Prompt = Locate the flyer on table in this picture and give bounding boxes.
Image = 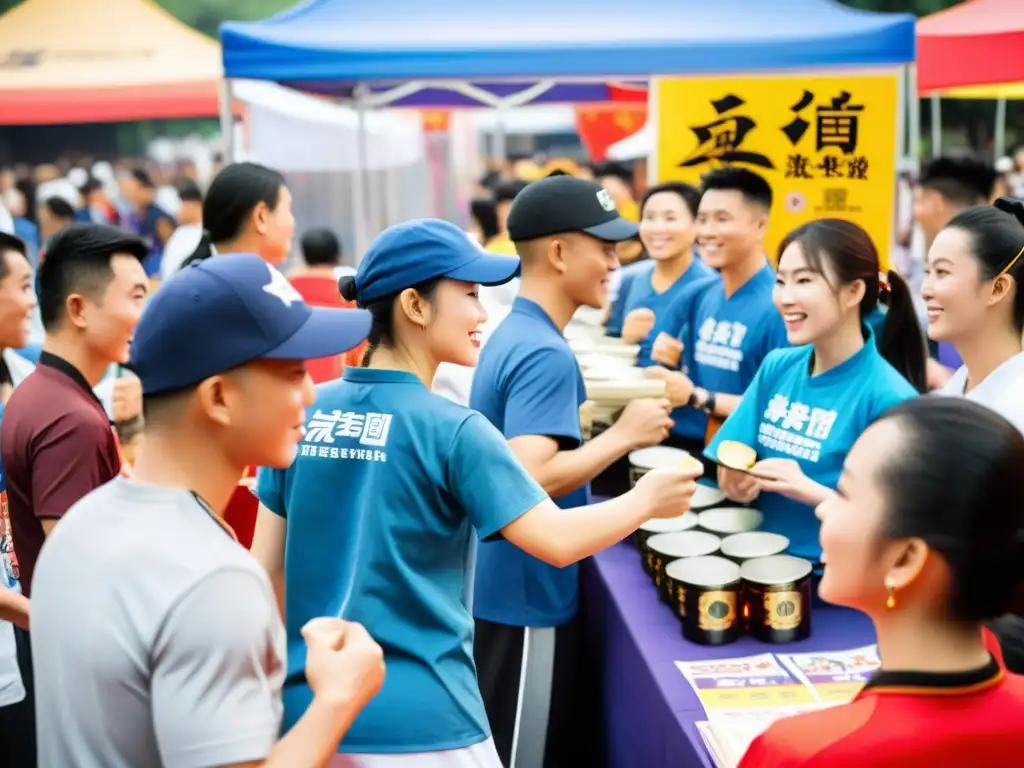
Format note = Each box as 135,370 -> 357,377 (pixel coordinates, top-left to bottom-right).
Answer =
676,653 -> 818,713
777,644 -> 881,705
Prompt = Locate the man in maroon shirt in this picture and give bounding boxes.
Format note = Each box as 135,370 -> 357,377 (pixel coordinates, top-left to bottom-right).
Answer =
1,224 -> 149,598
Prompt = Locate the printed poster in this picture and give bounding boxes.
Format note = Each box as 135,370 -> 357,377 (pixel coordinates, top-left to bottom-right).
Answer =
778,644 -> 880,705
655,73 -> 899,269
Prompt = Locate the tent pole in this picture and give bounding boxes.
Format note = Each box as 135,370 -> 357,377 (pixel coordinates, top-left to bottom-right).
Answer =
646,77 -> 660,187
908,65 -> 920,164
995,98 -> 1008,159
896,66 -> 907,162
930,94 -> 942,157
352,84 -> 371,259
494,107 -> 507,163
220,78 -> 235,163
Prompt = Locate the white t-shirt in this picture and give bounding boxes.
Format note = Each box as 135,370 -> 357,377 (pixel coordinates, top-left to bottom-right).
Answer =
938,352 -> 1024,434
160,223 -> 204,281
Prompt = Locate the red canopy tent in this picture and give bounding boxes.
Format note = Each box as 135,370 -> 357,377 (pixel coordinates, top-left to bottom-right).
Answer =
917,0 -> 1024,93
0,0 -> 226,125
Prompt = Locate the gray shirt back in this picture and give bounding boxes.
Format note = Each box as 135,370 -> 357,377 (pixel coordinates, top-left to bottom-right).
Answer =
31,478 -> 285,768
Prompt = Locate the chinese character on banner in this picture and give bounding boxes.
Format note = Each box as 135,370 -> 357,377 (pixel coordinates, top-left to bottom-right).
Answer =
654,73 -> 898,270
678,94 -> 774,170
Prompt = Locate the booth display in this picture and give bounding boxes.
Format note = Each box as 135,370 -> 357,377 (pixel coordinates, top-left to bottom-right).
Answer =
217,4 -> 914,765
0,0 -> 226,124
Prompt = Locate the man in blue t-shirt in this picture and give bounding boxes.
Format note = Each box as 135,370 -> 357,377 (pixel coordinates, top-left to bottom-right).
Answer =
120,169 -> 175,278
470,176 -> 675,767
648,168 -> 788,466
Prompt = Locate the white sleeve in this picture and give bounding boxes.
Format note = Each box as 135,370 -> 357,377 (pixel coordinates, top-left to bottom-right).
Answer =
432,363 -> 475,407
152,568 -> 285,768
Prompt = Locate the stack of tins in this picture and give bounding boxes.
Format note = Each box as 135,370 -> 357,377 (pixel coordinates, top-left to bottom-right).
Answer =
629,447 -> 815,646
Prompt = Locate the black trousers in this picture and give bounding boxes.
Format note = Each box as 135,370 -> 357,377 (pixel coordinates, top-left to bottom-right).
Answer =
474,616 -> 585,768
0,627 -> 35,768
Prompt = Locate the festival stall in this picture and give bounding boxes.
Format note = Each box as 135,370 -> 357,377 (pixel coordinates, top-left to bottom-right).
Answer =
0,0 -> 226,124
917,0 -> 1024,157
220,3 -> 915,765
221,0 -> 915,254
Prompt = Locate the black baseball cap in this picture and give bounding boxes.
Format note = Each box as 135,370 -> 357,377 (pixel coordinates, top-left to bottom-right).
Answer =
506,175 -> 639,243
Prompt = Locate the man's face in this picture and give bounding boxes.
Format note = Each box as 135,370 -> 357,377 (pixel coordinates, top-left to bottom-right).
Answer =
221,359 -> 316,469
913,185 -> 957,245
38,207 -> 69,239
81,253 -> 148,364
0,250 -> 35,351
119,176 -> 150,207
695,189 -> 767,270
178,200 -> 202,227
554,232 -> 620,309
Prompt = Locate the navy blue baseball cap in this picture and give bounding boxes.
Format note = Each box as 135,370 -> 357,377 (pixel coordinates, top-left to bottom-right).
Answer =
130,253 -> 371,395
350,218 -> 520,305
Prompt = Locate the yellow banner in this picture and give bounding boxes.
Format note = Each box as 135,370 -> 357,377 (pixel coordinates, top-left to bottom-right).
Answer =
655,73 -> 899,270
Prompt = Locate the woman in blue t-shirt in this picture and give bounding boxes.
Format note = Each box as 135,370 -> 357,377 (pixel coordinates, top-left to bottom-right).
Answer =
250,219 -> 699,765
616,182 -> 715,365
706,219 -> 926,563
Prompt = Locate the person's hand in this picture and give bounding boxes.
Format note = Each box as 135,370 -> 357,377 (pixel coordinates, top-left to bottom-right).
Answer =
302,618 -> 386,710
717,465 -> 760,504
579,399 -> 596,441
621,308 -> 656,344
632,464 -> 703,519
750,458 -> 831,506
926,358 -> 953,392
645,366 -> 694,408
650,332 -> 683,368
611,397 -> 673,449
112,376 -> 143,422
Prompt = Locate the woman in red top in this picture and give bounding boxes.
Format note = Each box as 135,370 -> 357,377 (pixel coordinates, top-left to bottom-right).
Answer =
741,397 -> 1024,767
289,227 -> 366,382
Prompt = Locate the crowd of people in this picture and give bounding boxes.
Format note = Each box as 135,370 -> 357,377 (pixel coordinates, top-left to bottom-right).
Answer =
0,146 -> 1020,767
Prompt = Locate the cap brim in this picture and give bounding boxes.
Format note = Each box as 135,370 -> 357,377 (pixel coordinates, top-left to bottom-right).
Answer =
582,217 -> 640,243
445,252 -> 521,286
263,307 -> 372,361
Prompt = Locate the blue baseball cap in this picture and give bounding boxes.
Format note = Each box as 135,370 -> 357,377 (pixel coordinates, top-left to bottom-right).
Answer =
352,219 -> 520,305
130,253 -> 371,395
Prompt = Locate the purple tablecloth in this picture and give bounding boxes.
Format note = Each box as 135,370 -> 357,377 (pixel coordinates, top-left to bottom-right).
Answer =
580,540 -> 876,768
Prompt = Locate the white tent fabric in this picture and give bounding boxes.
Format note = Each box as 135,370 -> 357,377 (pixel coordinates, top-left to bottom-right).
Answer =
606,122 -> 653,162
231,79 -> 441,262
232,79 -> 424,172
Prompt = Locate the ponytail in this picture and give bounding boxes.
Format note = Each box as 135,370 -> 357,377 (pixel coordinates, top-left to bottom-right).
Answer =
878,269 -> 928,393
779,219 -> 928,393
336,274 -> 442,368
181,231 -> 215,268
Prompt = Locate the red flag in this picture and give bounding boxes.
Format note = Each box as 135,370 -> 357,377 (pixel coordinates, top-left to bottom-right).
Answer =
574,104 -> 647,162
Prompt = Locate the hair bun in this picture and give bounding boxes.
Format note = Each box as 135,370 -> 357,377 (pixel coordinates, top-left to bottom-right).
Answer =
338,275 -> 358,303
994,196 -> 1024,228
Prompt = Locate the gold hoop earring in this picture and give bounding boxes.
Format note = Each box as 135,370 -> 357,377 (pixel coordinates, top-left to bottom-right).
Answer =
885,580 -> 896,610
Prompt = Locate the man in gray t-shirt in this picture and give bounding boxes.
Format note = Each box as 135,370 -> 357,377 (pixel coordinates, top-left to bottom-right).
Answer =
30,254 -> 383,767
32,481 -> 285,766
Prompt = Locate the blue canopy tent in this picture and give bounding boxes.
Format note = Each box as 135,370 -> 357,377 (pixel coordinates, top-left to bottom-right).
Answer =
219,0 -> 915,249
221,0 -> 914,106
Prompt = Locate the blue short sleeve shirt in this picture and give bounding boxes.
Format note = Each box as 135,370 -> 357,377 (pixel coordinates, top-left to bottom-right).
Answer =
470,297 -> 588,627
623,258 -> 717,367
662,264 -> 789,441
255,367 -> 547,753
705,335 -> 916,562
605,260 -> 650,337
